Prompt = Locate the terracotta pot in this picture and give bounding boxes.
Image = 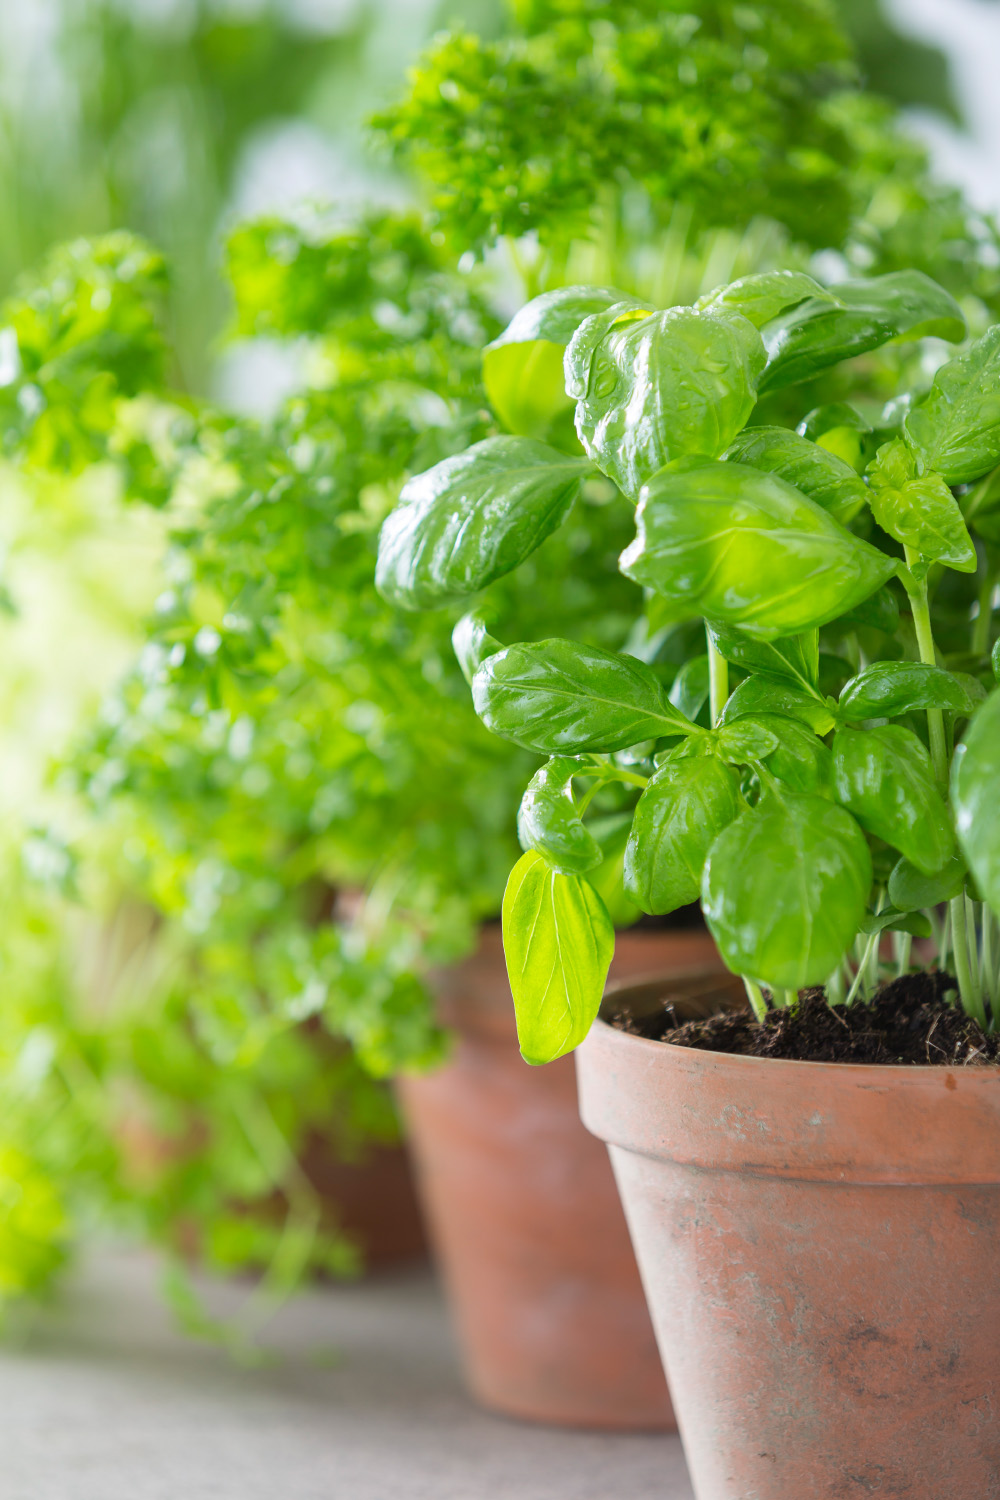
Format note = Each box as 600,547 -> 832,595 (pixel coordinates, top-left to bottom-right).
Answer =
577,976 -> 1000,1499
398,923 -> 724,1429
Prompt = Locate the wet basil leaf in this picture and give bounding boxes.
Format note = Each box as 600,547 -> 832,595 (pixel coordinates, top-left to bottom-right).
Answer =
888,853 -> 967,910
702,790 -> 872,989
719,676 -> 836,735
752,714 -> 833,794
839,661 -> 980,721
668,655 -> 710,722
866,440 -> 976,573
699,270 -> 834,329
569,305 -> 766,495
952,689 -> 1000,914
624,757 -> 741,915
706,623 -> 819,690
833,724 -> 956,875
759,271 -> 964,393
904,325 -> 1000,485
502,850 -> 614,1065
713,717 -> 780,763
724,425 -> 867,524
376,436 -> 591,608
517,758 -> 602,874
452,610 -> 503,686
621,459 -> 897,640
484,285 -> 643,441
473,638 -> 699,753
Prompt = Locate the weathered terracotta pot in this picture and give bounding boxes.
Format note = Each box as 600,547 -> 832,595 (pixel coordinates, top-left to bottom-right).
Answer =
398,924 -> 724,1429
577,976 -> 1000,1499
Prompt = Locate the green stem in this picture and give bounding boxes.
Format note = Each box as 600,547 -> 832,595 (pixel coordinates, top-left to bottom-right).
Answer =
972,567 -> 996,658
903,548 -> 948,786
949,894 -> 988,1028
706,625 -> 728,729
894,930 -> 913,980
743,977 -> 768,1024
982,906 -> 999,1027
773,987 -> 798,1010
845,933 -> 878,1005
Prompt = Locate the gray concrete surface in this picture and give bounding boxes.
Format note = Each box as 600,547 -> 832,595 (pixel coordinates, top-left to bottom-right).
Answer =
0,1250 -> 695,1500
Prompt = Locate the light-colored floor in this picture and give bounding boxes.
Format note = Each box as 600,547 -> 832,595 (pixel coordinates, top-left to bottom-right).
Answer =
0,1250 -> 695,1500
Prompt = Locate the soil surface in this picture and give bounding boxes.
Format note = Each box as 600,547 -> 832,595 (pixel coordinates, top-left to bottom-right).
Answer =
607,970 -> 1000,1066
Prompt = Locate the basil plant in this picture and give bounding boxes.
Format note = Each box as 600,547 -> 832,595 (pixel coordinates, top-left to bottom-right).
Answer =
378,267 -> 1000,1065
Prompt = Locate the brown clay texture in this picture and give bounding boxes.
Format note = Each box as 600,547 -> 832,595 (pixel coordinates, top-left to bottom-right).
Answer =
578,978 -> 1000,1497
397,925 -> 724,1429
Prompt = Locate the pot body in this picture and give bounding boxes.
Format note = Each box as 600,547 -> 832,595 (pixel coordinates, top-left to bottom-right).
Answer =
577,984 -> 1000,1498
398,925 -> 722,1428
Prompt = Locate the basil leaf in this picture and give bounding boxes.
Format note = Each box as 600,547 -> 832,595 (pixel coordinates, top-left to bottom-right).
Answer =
563,302 -> 652,402
668,655 -> 710,722
624,757 -> 741,915
702,791 -> 872,989
517,758 -> 602,875
760,271 -> 965,393
706,623 -> 819,690
724,425 -> 868,524
713,718 -> 780,763
839,661 -> 980,721
473,638 -> 699,753
621,459 -> 897,640
452,610 -> 503,686
719,677 -> 836,736
502,851 -> 614,1065
833,724 -> 956,876
751,714 -> 833,794
904,325 -> 1000,485
834,585 -> 900,635
858,908 -> 933,939
888,853 -> 967,910
798,402 -> 871,471
699,270 -> 834,329
569,306 -> 766,496
952,689 -> 1000,914
866,440 -> 976,573
484,285 -> 643,441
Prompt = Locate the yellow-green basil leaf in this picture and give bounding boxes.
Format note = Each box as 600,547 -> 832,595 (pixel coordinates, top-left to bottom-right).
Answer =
760,271 -> 964,393
621,459 -> 897,640
484,285 -> 645,441
699,270 -> 834,329
904,325 -> 1000,485
839,660 -> 980,721
502,850 -> 614,1065
706,622 -> 819,690
952,689 -> 1000,913
866,439 -> 976,573
624,757 -> 741,915
888,853 -> 967,910
702,792 -> 872,989
584,813 -> 641,928
719,677 -> 836,736
473,638 -> 699,754
375,436 -> 591,608
725,425 -> 868,524
568,305 -> 766,496
833,724 -> 956,875
517,757 -> 602,875
452,610 -> 503,686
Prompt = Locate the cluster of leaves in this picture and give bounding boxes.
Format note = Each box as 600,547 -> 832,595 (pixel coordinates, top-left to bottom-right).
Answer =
376,265 -> 1000,1061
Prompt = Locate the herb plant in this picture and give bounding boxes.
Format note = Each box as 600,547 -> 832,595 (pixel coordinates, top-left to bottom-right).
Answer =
377,268 -> 1000,1063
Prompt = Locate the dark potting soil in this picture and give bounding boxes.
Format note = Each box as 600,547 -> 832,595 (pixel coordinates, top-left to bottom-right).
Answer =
631,901 -> 707,933
607,970 -> 1000,1066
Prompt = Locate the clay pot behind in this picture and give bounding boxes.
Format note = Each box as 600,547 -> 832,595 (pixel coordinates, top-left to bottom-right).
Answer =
397,923 -> 724,1429
577,977 -> 1000,1499
299,1134 -> 428,1270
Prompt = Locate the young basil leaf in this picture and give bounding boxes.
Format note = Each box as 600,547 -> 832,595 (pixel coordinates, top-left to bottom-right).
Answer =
724,425 -> 868,524
624,757 -> 741,915
713,718 -> 781,763
452,611 -> 503,686
375,436 -> 591,608
699,270 -> 834,329
749,714 -> 833,794
858,908 -> 933,939
903,325 -> 1000,485
833,724 -> 956,876
516,757 -> 602,875
866,440 -> 976,573
621,459 -> 897,640
484,285 -> 645,441
839,661 -> 980,721
472,638 -> 699,754
887,853 -> 967,910
668,655 -> 710,722
759,271 -> 965,393
719,676 -> 836,736
706,623 -> 819,690
834,585 -> 900,635
563,302 -> 652,402
952,688 -> 1000,914
702,791 -> 872,989
584,813 -> 641,928
502,850 -> 615,1065
569,306 -> 766,496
